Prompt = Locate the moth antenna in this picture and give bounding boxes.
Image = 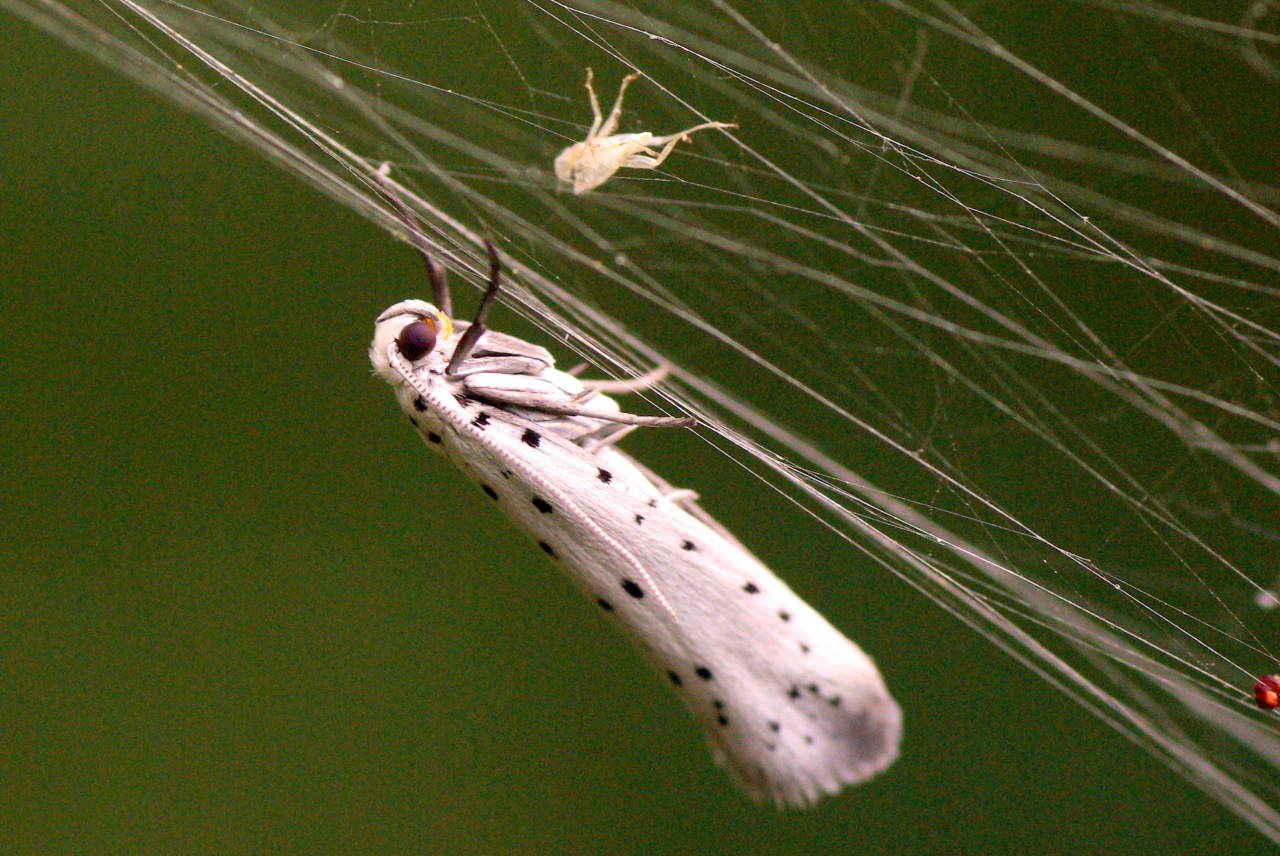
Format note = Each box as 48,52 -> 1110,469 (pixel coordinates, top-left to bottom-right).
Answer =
446,239 -> 503,375
426,256 -> 451,320
374,165 -> 453,317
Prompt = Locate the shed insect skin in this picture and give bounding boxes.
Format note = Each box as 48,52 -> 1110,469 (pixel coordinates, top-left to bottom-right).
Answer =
554,68 -> 736,194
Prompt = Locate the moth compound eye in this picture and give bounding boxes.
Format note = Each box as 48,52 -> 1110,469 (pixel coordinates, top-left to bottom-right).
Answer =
397,320 -> 437,361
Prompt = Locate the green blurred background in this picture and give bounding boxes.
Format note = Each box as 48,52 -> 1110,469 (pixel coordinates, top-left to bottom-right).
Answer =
0,6 -> 1273,854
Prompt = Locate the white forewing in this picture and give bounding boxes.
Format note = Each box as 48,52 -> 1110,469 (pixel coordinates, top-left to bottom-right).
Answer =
371,300 -> 901,807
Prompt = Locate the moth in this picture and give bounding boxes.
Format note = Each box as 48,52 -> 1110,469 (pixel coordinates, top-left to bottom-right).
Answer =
554,68 -> 735,194
369,235 -> 901,807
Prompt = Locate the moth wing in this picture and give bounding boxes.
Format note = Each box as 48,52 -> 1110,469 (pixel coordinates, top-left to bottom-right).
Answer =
383,338 -> 899,808
463,371 -> 582,399
466,327 -> 556,362
601,446 -> 752,554
509,434 -> 903,807
445,326 -> 556,377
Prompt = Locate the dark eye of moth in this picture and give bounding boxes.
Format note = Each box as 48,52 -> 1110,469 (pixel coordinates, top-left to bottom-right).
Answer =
397,320 -> 437,361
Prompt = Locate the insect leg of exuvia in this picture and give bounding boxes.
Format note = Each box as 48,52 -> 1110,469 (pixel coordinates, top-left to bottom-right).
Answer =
553,68 -> 737,194
368,170 -> 901,808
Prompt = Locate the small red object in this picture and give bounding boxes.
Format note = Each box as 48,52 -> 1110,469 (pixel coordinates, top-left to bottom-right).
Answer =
1254,675 -> 1280,710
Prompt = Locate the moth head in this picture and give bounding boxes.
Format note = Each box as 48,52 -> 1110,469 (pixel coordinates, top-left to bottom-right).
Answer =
369,299 -> 455,381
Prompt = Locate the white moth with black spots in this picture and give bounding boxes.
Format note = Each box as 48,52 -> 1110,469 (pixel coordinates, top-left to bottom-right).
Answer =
369,237 -> 901,808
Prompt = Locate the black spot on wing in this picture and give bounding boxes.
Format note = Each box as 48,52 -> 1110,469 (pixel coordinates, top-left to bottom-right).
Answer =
596,598 -> 613,611
778,611 -> 792,622
481,485 -> 498,501
427,432 -> 442,444
668,671 -> 683,687
634,514 -> 645,525
521,428 -> 541,448
413,396 -> 427,412
695,666 -> 713,681
622,580 -> 644,599
787,686 -> 801,701
742,582 -> 760,594
597,468 -> 613,483
681,540 -> 697,551
472,412 -> 490,428
538,541 -> 556,558
531,497 -> 554,514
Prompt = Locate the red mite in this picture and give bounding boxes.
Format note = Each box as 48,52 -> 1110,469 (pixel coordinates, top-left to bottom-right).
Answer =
1254,675 -> 1280,710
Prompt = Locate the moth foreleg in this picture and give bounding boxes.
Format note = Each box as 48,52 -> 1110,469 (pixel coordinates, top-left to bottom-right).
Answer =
578,363 -> 671,394
465,376 -> 691,427
574,423 -> 636,451
492,391 -> 693,427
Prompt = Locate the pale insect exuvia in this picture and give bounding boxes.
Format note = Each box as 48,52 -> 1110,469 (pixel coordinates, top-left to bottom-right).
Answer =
368,192 -> 900,807
553,68 -> 736,194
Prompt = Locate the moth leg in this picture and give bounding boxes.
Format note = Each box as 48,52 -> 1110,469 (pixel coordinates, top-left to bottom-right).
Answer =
465,383 -> 691,426
664,488 -> 701,503
446,240 -> 503,375
579,363 -> 671,394
569,389 -> 602,406
535,405 -> 691,428
575,423 -> 637,451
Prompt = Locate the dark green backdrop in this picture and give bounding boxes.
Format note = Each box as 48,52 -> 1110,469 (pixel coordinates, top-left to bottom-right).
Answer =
1,8 -> 1271,855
